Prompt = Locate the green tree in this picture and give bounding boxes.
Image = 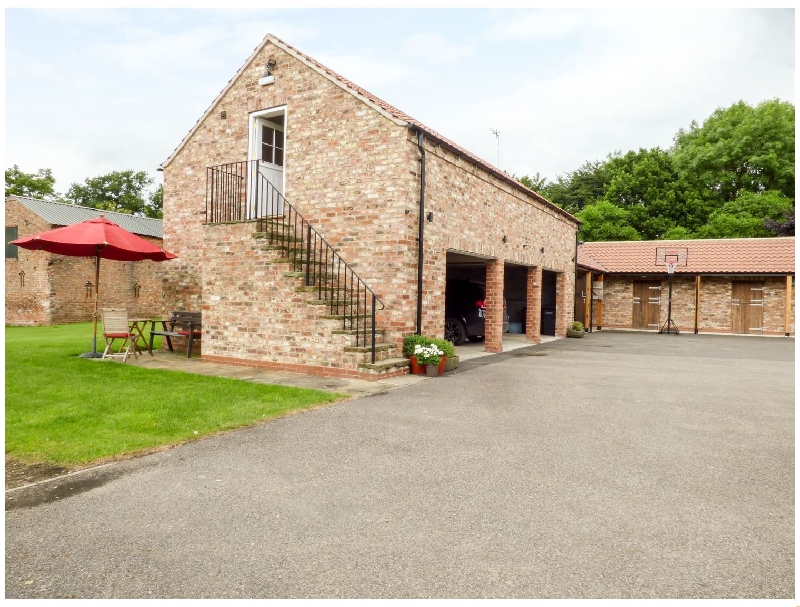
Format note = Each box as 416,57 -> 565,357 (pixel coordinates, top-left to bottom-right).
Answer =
673,99 -> 795,204
601,148 -> 708,239
5,165 -> 59,200
65,170 -> 161,218
541,158 -> 610,215
517,172 -> 548,193
696,190 -> 794,239
148,184 -> 163,219
576,200 -> 641,241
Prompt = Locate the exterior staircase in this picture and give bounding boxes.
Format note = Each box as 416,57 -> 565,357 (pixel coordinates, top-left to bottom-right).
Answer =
204,160 -> 408,379
253,226 -> 409,378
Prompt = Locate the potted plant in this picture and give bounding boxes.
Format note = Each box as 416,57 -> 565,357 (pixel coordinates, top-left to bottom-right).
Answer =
413,343 -> 444,376
431,337 -> 457,372
403,334 -> 432,374
567,321 -> 585,338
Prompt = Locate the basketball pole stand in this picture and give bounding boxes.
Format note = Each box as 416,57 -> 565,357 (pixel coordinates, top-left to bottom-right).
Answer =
659,263 -> 680,335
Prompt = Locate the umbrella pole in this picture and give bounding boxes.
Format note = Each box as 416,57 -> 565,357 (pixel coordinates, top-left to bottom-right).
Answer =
79,253 -> 103,358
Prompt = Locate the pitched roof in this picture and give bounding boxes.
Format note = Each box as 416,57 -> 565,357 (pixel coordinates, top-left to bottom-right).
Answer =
579,238 -> 795,275
8,196 -> 163,239
161,34 -> 578,225
576,248 -> 608,273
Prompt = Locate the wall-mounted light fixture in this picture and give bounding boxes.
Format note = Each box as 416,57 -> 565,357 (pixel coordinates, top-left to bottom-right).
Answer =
502,235 -> 507,244
133,282 -> 141,298
426,212 -> 433,222
259,59 -> 277,86
220,110 -> 227,119
540,247 -> 545,254
85,282 -> 94,298
18,270 -> 24,287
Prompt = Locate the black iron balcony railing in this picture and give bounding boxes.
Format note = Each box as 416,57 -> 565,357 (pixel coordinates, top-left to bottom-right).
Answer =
206,160 -> 385,364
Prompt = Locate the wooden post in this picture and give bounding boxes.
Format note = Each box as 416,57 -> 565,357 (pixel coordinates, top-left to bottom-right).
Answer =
785,274 -> 793,337
694,275 -> 701,334
596,275 -> 604,330
584,271 -> 592,330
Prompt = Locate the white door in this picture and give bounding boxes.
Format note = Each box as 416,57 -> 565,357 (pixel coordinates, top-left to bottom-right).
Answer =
249,114 -> 285,216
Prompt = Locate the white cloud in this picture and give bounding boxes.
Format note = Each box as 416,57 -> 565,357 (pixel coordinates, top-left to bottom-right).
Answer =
402,32 -> 475,64
313,51 -> 422,89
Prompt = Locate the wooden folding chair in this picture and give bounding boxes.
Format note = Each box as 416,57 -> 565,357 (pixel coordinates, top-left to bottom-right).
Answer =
101,308 -> 139,362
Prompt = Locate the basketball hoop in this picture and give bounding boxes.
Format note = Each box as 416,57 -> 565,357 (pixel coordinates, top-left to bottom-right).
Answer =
665,261 -> 677,275
655,246 -> 687,335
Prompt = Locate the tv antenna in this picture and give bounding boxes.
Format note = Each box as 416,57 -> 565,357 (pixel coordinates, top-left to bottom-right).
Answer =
490,128 -> 500,169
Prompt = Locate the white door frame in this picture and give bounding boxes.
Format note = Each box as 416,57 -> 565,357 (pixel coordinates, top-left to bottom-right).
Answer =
248,106 -> 287,215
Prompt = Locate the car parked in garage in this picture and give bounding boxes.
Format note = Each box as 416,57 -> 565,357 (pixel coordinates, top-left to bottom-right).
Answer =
444,279 -> 510,345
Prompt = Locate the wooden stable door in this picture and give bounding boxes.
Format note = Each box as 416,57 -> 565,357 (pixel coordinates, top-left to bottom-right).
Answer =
731,282 -> 764,334
632,281 -> 661,330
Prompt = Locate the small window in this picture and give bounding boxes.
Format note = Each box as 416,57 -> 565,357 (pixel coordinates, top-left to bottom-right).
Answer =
5,226 -> 18,259
260,120 -> 285,167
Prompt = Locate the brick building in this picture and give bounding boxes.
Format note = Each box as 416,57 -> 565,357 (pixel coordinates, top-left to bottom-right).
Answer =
160,34 -> 580,379
575,238 -> 795,336
5,196 -> 166,326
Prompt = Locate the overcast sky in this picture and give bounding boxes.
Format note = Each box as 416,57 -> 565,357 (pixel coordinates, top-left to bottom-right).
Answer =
4,8 -> 795,196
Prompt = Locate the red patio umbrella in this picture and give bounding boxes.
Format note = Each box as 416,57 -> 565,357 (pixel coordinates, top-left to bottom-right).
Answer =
12,215 -> 177,357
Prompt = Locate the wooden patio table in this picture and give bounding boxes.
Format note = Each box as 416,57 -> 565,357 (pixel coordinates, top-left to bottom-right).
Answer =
128,318 -> 155,355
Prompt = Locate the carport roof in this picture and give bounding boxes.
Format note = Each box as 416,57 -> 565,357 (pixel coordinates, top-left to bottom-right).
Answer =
579,237 -> 795,275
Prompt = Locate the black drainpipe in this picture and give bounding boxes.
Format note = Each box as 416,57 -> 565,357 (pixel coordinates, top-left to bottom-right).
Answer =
574,231 -> 580,329
416,129 -> 426,335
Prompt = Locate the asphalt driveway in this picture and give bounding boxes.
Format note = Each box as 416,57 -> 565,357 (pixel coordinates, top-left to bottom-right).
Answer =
5,331 -> 794,598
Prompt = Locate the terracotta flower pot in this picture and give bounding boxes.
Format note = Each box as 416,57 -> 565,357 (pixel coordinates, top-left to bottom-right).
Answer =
438,356 -> 447,375
409,355 -> 426,375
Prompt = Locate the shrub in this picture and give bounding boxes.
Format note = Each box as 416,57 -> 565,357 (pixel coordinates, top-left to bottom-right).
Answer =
430,337 -> 455,358
402,334 -> 431,356
571,321 -> 584,332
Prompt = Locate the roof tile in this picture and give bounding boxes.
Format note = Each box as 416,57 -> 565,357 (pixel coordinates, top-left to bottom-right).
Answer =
579,238 -> 795,274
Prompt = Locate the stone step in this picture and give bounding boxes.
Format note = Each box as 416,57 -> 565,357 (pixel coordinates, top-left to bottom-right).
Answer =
332,328 -> 386,336
306,298 -> 358,308
343,343 -> 396,355
357,357 -> 410,374
295,285 -> 351,294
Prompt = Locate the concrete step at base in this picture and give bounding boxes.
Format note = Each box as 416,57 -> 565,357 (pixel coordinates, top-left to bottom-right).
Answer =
357,357 -> 410,375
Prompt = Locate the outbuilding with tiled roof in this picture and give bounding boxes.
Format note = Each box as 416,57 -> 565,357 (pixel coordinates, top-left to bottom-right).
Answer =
575,238 -> 795,336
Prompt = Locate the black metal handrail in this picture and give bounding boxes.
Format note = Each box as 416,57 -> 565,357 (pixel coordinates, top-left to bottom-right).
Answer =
206,160 -> 385,363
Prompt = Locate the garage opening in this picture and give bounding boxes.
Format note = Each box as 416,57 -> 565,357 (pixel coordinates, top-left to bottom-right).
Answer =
504,263 -> 528,335
445,252 -> 488,346
541,270 -> 558,336
445,252 -> 524,346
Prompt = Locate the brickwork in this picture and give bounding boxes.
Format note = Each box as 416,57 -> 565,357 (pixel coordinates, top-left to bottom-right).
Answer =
5,199 -> 165,325
761,277 -> 793,335
660,276 -> 696,333
484,260 -> 504,352
162,39 -> 579,373
420,140 -> 578,339
5,200 -> 51,325
526,266 -> 542,343
597,276 -> 630,328
200,221 -> 399,373
588,273 -> 794,336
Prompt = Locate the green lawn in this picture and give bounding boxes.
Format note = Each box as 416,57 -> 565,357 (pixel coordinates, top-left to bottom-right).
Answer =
5,323 -> 345,467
